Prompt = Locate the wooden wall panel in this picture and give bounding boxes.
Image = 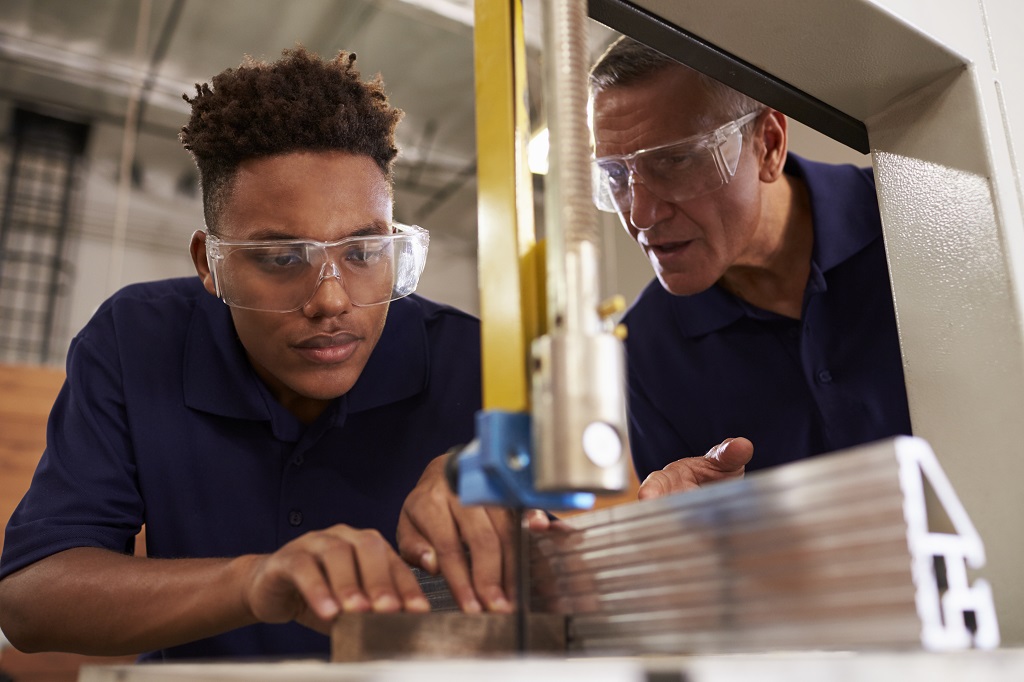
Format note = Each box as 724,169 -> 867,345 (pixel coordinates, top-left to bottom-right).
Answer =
0,363 -> 64,554
0,363 -> 136,681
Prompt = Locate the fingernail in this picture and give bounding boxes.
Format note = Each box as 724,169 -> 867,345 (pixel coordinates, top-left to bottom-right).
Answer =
342,594 -> 370,611
463,598 -> 483,614
319,598 -> 340,619
527,511 -> 550,530
373,594 -> 400,612
407,596 -> 431,612
420,549 -> 438,573
707,439 -> 732,461
489,596 -> 512,612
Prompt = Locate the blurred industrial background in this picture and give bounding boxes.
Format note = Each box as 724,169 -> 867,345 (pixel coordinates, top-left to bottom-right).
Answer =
2,1 -> 1021,680
0,0 -> 865,368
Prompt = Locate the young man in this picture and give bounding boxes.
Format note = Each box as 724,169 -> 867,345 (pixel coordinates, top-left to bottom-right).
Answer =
588,36 -> 912,498
0,47 -> 483,661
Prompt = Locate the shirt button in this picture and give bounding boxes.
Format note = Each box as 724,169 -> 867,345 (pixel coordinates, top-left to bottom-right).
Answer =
292,454 -> 304,466
817,369 -> 833,384
288,510 -> 303,527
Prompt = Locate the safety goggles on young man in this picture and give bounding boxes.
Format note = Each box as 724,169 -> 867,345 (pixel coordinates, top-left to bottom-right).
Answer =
592,110 -> 761,214
202,222 -> 429,312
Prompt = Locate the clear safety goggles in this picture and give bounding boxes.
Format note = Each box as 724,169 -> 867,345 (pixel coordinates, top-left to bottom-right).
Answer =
203,222 -> 429,312
592,110 -> 760,214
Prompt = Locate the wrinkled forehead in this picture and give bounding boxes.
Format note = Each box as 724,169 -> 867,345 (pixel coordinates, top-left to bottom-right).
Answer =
591,66 -> 720,158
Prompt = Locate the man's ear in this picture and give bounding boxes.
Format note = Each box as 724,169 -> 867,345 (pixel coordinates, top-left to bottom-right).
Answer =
757,109 -> 788,183
189,230 -> 217,296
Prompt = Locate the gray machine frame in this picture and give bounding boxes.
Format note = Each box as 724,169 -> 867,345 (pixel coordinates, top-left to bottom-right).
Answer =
588,0 -> 1024,644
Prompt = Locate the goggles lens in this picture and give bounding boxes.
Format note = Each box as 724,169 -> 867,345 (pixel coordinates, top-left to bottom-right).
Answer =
205,223 -> 429,312
592,110 -> 759,214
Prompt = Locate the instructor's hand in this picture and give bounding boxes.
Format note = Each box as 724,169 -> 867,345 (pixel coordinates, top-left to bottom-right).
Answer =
637,437 -> 753,500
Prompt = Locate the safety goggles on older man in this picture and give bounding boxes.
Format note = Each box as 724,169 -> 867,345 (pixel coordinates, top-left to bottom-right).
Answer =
592,110 -> 761,214
200,222 -> 429,312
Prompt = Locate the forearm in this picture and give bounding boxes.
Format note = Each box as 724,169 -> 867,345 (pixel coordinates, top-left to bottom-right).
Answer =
0,547 -> 260,656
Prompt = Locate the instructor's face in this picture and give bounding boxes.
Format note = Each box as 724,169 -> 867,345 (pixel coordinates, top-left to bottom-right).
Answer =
592,65 -> 763,296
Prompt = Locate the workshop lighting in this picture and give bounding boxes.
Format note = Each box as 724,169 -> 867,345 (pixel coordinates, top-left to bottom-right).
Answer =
528,126 -> 549,175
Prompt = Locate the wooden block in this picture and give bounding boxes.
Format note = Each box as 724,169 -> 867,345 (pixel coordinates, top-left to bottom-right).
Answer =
331,612 -> 566,662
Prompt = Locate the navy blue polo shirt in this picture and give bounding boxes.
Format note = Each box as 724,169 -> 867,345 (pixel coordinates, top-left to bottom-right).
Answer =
1,277 -> 481,660
623,154 -> 911,481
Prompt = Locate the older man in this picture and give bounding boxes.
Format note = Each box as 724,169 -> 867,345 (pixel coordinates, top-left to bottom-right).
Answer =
589,36 -> 911,498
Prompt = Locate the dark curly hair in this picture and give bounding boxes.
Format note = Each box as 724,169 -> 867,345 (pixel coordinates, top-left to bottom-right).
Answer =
180,46 -> 403,229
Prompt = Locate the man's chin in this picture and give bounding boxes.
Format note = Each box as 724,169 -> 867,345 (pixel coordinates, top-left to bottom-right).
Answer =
657,272 -> 711,297
301,377 -> 359,401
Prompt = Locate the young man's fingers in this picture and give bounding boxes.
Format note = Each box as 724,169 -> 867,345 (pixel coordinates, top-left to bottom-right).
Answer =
396,460 -> 462,575
288,528 -> 429,617
485,506 -> 518,611
456,507 -> 511,612
396,522 -> 438,574
524,509 -> 552,532
388,555 -> 431,613
314,540 -> 371,614
283,552 -> 346,621
433,540 -> 482,613
403,502 -> 481,611
397,484 -> 468,575
342,531 -> 405,613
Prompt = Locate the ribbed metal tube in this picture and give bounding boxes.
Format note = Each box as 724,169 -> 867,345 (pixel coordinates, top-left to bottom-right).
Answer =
533,0 -> 628,495
542,0 -> 600,335
544,0 -> 598,248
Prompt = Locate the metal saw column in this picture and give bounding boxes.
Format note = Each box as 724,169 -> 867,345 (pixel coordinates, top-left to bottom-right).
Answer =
531,0 -> 630,495
473,0 -> 540,414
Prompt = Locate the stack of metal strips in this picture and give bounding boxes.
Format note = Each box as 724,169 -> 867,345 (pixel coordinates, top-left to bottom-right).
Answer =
530,439 -> 930,654
411,567 -> 461,612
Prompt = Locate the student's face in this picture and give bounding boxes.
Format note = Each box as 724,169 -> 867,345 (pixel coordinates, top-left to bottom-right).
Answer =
194,151 -> 393,423
592,65 -> 764,296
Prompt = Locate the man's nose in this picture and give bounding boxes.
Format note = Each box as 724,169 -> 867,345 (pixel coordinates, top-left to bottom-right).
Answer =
303,260 -> 352,316
319,259 -> 343,284
627,175 -> 666,232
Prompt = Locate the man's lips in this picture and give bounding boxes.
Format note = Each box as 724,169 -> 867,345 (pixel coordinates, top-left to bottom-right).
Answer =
643,239 -> 694,256
293,332 -> 362,363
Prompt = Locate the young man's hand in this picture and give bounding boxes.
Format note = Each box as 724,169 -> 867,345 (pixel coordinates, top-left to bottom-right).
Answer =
396,453 -> 549,613
0,534 -> 428,657
240,524 -> 430,635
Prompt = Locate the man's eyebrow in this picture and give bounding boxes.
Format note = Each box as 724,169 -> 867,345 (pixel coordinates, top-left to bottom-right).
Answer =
244,230 -> 297,240
235,221 -> 391,241
348,221 -> 391,237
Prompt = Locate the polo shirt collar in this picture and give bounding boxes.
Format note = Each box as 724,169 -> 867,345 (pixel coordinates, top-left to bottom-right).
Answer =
183,294 -> 429,424
788,153 -> 880,273
346,297 -> 429,413
665,153 -> 880,339
666,283 -> 746,338
183,292 -> 267,421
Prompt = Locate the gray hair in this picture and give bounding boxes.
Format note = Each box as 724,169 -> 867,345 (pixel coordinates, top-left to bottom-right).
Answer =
589,36 -> 763,128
